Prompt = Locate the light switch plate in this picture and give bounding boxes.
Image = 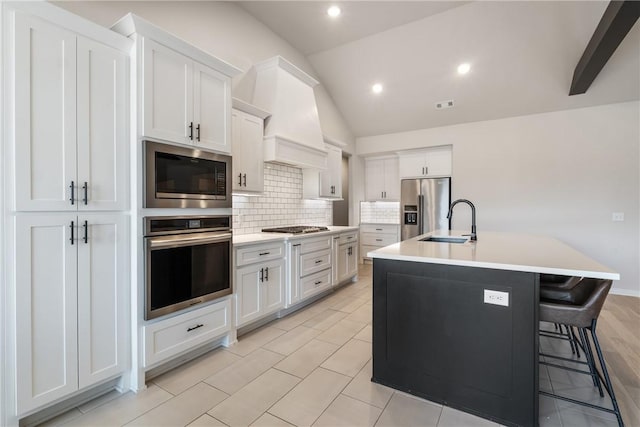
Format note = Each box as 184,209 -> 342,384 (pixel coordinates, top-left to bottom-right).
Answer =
484,289 -> 509,307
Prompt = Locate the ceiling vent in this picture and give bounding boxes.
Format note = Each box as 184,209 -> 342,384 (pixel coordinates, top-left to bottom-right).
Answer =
435,100 -> 455,110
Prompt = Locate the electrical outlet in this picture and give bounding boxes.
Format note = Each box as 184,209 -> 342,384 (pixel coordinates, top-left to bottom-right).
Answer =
612,212 -> 624,222
484,289 -> 509,307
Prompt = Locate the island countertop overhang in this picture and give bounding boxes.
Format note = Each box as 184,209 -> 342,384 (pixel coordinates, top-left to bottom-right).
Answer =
367,230 -> 620,280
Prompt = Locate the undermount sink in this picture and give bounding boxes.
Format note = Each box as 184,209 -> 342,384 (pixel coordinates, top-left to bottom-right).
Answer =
420,236 -> 468,244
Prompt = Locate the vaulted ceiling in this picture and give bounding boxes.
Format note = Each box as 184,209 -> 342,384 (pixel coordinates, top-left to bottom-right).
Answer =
239,1 -> 640,137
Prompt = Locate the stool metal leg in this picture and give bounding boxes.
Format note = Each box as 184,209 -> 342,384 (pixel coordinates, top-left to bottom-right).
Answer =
589,319 -> 624,427
578,327 -> 603,395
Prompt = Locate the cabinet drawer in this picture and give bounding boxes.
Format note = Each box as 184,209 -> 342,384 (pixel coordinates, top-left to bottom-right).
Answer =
299,235 -> 332,254
300,269 -> 332,300
338,232 -> 358,245
236,242 -> 285,266
144,299 -> 231,367
361,233 -> 398,247
300,248 -> 331,277
360,224 -> 399,234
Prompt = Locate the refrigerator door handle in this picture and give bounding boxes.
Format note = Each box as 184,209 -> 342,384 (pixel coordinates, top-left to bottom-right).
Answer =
418,193 -> 424,235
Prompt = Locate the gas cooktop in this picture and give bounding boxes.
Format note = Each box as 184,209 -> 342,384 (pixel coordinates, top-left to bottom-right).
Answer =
262,225 -> 330,234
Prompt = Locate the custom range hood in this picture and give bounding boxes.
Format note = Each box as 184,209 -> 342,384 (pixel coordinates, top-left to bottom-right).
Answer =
252,56 -> 327,169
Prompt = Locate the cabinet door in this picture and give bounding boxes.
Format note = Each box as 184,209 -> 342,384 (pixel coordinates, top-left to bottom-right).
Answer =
193,61 -> 231,153
365,159 -> 385,201
383,158 -> 400,200
235,264 -> 263,327
331,236 -> 340,286
14,13 -> 77,212
77,38 -> 128,211
424,147 -> 452,177
398,155 -> 426,178
347,244 -> 358,277
337,244 -> 349,282
262,260 -> 285,315
319,145 -> 342,198
232,110 -> 264,193
142,38 -> 193,144
77,215 -> 128,389
15,215 -> 78,414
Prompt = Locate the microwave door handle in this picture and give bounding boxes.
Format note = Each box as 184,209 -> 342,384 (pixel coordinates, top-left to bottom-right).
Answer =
148,232 -> 232,249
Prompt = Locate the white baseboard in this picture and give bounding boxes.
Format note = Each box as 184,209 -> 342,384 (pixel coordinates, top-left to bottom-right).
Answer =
610,287 -> 640,298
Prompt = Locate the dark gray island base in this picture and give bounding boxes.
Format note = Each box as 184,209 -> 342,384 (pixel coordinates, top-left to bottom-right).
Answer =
372,259 -> 540,427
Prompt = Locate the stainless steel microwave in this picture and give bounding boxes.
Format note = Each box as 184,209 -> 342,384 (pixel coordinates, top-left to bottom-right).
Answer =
144,141 -> 231,208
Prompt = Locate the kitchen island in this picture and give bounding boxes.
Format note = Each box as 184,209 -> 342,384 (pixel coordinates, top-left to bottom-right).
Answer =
368,231 -> 619,427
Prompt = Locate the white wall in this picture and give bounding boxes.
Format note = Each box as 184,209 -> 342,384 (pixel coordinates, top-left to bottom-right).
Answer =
53,1 -> 355,151
357,102 -> 640,296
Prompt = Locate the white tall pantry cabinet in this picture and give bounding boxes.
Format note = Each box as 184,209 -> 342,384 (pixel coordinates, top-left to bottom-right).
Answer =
2,3 -> 131,423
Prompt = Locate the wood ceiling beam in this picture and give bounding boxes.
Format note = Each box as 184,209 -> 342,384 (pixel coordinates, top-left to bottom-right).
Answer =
569,0 -> 640,96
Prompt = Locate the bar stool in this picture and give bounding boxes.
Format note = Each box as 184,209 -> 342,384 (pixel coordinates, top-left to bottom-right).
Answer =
539,278 -> 624,427
539,274 -> 582,355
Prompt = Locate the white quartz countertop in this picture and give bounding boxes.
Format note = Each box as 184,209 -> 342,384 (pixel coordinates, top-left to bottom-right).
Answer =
233,226 -> 359,246
367,230 -> 620,280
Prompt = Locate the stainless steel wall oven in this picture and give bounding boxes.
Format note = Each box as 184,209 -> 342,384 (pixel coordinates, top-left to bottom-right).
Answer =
144,216 -> 232,320
144,140 -> 231,208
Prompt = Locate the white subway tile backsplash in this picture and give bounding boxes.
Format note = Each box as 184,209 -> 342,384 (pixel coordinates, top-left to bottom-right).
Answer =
233,164 -> 332,235
360,201 -> 400,224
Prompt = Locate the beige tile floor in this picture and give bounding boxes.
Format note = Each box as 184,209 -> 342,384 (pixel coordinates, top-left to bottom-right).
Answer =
40,264 -> 632,427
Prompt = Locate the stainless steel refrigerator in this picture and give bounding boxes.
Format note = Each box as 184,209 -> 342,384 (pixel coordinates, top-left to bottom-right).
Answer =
401,177 -> 451,240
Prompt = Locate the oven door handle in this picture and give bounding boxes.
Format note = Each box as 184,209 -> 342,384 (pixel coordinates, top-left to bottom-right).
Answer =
148,232 -> 232,249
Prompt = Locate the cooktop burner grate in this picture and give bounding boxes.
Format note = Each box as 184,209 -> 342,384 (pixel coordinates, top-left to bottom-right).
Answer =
261,225 -> 330,234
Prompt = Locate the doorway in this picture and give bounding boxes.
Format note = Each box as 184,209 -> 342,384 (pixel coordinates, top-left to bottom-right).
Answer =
333,155 -> 349,226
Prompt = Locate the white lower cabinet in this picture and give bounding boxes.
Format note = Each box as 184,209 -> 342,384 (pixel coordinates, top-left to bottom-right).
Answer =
360,224 -> 400,262
235,242 -> 286,328
287,235 -> 333,307
144,299 -> 231,367
15,214 -> 128,414
336,232 -> 358,284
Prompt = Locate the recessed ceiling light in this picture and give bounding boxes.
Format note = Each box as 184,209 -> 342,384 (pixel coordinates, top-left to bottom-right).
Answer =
372,83 -> 383,94
327,6 -> 341,17
457,63 -> 471,75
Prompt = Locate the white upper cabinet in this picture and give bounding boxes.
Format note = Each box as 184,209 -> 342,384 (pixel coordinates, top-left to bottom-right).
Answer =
143,39 -> 231,153
14,13 -> 127,212
232,100 -> 270,194
116,14 -> 241,154
302,144 -> 342,200
193,62 -> 230,152
398,146 -> 452,178
365,156 -> 399,201
142,38 -> 193,145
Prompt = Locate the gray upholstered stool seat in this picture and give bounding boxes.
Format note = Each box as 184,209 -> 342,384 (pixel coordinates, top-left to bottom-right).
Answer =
539,278 -> 624,426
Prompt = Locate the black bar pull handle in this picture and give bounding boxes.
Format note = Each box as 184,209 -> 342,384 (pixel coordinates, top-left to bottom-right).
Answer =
315,259 -> 322,264
189,122 -> 193,140
83,220 -> 88,244
196,123 -> 201,141
265,267 -> 269,281
259,252 -> 270,256
82,182 -> 88,205
314,281 -> 322,285
69,221 -> 75,245
187,324 -> 204,332
238,173 -> 242,186
69,181 -> 75,205
259,268 -> 264,282
243,174 -> 247,187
